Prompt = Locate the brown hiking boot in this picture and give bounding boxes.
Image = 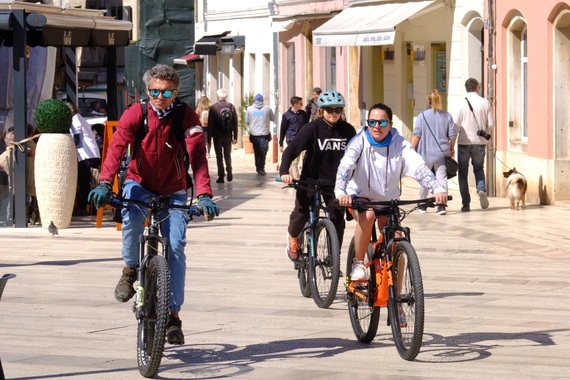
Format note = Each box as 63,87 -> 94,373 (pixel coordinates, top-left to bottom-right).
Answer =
166,314 -> 185,345
114,266 -> 136,302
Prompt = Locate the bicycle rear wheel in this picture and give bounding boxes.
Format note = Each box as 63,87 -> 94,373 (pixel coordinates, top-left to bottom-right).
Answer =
297,228 -> 311,298
309,218 -> 340,308
137,255 -> 170,378
346,237 -> 380,343
388,241 -> 424,361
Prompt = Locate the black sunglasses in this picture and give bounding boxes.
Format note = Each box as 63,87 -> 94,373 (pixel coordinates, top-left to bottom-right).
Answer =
367,119 -> 390,128
148,89 -> 176,99
324,107 -> 344,114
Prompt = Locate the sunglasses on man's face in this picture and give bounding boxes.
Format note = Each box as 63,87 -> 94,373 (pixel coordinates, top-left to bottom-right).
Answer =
148,89 -> 176,99
324,107 -> 344,114
367,119 -> 390,128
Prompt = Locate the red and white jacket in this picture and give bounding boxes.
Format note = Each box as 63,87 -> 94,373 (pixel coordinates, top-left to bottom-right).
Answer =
98,101 -> 213,198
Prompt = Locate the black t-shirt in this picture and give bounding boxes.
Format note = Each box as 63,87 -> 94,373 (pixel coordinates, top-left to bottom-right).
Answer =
280,117 -> 356,182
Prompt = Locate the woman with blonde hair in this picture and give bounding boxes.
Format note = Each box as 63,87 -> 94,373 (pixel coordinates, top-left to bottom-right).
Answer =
196,96 -> 211,157
411,89 -> 456,215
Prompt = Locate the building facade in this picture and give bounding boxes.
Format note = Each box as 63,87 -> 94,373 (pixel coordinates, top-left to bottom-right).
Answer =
488,0 -> 570,204
195,0 -> 569,205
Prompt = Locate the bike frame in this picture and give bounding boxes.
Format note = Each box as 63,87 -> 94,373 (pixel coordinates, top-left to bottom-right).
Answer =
348,201 -> 413,307
135,199 -> 170,320
304,186 -> 331,260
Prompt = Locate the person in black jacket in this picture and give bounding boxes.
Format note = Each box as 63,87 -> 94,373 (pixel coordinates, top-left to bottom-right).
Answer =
280,90 -> 356,261
279,96 -> 308,180
305,87 -> 322,122
208,88 -> 238,183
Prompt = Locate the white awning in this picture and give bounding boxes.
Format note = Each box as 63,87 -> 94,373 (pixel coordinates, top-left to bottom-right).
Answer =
313,1 -> 436,47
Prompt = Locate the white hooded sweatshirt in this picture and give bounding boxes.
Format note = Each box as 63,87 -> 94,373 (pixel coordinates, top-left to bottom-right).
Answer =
335,127 -> 445,200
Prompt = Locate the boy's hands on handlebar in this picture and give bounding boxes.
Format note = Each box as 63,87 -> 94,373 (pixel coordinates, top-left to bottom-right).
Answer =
197,195 -> 219,221
281,174 -> 293,185
88,183 -> 112,209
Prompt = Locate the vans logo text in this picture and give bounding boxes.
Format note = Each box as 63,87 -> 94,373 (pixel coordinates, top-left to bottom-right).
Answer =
318,138 -> 346,150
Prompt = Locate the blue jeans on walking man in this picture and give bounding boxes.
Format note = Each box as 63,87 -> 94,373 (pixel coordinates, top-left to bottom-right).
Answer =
250,134 -> 271,174
458,144 -> 487,209
121,180 -> 189,313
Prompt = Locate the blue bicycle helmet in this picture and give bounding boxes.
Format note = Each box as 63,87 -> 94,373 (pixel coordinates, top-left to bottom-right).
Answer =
317,91 -> 346,108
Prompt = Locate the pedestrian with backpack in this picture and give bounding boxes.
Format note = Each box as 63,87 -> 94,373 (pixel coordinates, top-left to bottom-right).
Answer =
208,88 -> 238,183
246,93 -> 275,176
88,64 -> 219,346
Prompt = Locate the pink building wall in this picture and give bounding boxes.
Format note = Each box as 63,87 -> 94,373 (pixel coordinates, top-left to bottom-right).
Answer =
489,1 -> 570,202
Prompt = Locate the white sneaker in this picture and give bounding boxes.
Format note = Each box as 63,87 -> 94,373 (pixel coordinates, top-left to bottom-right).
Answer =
350,259 -> 368,281
478,190 -> 489,209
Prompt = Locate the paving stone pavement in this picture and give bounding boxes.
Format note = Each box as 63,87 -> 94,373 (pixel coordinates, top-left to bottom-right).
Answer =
1,152 -> 570,380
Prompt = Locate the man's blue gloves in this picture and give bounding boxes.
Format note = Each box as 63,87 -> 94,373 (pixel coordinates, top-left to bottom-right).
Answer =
88,183 -> 112,209
197,195 -> 219,221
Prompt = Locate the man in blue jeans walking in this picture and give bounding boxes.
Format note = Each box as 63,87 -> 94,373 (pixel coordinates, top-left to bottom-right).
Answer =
246,93 -> 275,175
453,78 -> 495,212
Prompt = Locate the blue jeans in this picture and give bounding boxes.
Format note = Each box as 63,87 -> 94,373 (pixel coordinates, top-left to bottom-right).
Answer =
121,180 -> 189,312
458,144 -> 487,207
250,134 -> 270,172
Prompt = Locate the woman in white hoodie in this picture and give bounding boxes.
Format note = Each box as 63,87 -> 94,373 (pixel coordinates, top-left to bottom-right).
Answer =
335,103 -> 447,280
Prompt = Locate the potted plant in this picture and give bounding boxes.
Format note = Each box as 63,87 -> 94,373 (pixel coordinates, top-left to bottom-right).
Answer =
34,99 -> 77,229
238,92 -> 255,154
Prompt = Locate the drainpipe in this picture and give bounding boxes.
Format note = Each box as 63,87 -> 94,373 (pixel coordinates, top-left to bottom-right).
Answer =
269,1 -> 279,163
487,0 -> 496,196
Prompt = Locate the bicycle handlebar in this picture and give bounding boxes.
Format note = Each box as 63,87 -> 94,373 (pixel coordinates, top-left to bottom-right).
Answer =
349,195 -> 453,212
108,194 -> 203,217
275,177 -> 336,190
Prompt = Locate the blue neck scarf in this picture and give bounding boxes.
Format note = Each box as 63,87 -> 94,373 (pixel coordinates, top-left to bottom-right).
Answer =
365,127 -> 392,148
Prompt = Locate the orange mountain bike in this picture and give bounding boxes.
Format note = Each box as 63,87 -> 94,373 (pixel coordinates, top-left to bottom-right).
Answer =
345,196 -> 451,360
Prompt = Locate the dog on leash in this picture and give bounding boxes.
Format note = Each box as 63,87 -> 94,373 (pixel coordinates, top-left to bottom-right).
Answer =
503,167 -> 527,210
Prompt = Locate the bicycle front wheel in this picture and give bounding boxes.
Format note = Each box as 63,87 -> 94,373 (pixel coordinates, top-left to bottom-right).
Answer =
137,255 -> 170,378
346,237 -> 380,343
388,241 -> 424,361
309,219 -> 341,308
297,228 -> 311,298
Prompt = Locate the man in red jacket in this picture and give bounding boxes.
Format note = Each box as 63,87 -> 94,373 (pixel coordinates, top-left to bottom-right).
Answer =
89,64 -> 219,345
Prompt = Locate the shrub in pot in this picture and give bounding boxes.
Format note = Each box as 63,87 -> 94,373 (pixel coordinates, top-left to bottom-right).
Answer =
34,99 -> 78,229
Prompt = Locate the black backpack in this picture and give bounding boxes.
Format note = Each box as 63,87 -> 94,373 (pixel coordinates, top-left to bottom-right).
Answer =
114,99 -> 193,222
220,104 -> 233,133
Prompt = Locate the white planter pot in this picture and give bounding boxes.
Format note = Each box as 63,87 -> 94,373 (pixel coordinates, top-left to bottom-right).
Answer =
34,134 -> 78,229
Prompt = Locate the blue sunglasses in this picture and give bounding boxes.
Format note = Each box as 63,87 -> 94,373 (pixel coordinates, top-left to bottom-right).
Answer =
148,89 -> 175,99
367,119 -> 390,128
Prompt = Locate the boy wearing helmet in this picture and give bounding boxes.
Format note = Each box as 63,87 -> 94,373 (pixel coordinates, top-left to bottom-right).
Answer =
280,90 -> 356,261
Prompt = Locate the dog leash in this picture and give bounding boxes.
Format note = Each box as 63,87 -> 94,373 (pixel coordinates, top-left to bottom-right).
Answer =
486,145 -> 527,179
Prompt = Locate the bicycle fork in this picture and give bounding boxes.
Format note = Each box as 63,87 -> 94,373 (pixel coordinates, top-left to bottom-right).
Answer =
134,232 -> 170,320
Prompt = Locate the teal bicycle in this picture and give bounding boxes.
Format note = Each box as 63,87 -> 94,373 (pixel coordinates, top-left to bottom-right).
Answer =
279,179 -> 341,308
109,194 -> 202,378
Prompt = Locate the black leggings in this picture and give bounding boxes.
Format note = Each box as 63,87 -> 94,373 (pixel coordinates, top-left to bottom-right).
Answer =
288,187 -> 345,247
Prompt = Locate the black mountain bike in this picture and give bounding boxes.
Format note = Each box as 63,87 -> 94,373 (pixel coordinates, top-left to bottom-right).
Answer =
345,196 -> 450,361
109,194 -> 202,378
280,179 -> 341,308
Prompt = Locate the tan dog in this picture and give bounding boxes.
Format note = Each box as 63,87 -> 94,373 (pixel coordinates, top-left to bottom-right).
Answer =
503,168 -> 527,210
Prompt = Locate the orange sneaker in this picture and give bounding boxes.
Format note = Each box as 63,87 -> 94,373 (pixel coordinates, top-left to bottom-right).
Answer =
286,234 -> 299,261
